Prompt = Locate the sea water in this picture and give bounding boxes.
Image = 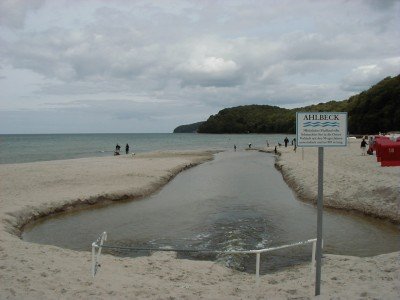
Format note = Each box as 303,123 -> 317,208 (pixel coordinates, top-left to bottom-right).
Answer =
0,133 -> 292,164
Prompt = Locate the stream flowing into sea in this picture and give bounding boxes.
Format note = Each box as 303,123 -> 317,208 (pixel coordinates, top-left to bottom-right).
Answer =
22,150 -> 399,274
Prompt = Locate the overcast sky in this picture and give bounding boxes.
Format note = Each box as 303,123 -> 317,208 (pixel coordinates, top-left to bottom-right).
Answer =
0,0 -> 399,133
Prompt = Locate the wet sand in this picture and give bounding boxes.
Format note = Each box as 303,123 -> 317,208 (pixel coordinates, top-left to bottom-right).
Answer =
0,146 -> 398,299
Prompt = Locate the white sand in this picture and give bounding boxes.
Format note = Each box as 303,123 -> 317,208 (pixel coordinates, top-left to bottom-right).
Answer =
0,147 -> 398,299
274,140 -> 400,222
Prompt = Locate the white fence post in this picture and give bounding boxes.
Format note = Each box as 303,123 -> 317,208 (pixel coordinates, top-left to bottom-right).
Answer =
91,232 -> 107,278
256,252 -> 261,286
311,240 -> 316,272
91,242 -> 96,278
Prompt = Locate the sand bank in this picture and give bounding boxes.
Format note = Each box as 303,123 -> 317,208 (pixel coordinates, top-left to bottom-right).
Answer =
0,148 -> 398,299
274,139 -> 400,223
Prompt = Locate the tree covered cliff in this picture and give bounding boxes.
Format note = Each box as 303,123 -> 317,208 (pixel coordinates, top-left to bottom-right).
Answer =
174,75 -> 399,134
173,122 -> 205,133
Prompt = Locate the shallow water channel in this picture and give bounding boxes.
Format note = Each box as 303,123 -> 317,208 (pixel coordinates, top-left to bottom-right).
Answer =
22,151 -> 399,274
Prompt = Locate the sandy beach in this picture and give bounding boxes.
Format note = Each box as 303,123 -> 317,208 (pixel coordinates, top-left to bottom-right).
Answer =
274,140 -> 400,223
0,144 -> 398,299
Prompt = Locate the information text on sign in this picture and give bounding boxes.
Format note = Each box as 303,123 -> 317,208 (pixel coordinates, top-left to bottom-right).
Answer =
296,112 -> 348,147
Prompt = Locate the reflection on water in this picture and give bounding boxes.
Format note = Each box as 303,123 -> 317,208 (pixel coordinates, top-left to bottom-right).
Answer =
22,151 -> 399,274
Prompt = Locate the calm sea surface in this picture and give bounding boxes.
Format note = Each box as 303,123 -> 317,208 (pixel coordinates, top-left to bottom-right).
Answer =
0,133 -> 293,164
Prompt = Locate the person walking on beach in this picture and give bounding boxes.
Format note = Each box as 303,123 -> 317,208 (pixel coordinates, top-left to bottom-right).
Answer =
360,138 -> 368,156
234,144 -> 237,151
284,137 -> 289,147
125,144 -> 130,154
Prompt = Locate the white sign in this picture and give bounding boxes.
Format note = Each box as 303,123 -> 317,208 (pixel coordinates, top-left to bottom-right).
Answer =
296,112 -> 348,147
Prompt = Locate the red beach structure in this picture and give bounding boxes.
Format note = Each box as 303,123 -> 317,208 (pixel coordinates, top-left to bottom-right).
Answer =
373,136 -> 400,166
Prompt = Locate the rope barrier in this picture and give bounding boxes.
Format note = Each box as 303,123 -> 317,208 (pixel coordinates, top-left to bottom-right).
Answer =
99,244 -> 228,253
91,231 -> 318,286
97,238 -> 317,255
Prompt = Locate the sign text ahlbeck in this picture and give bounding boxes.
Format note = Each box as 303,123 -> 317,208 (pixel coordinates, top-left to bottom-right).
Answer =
296,112 -> 348,147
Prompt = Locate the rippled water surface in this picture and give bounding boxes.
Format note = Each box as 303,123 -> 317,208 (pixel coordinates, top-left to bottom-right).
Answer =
22,151 -> 399,273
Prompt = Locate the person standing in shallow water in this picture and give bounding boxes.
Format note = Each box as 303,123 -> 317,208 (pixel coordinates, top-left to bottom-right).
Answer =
125,144 -> 130,154
234,144 -> 237,151
284,137 -> 289,147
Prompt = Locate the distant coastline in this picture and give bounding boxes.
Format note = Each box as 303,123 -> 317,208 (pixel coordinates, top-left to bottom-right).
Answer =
174,74 -> 399,134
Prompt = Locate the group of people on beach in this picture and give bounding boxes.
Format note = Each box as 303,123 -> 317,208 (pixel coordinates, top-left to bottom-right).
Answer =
238,136 -> 371,156
283,137 -> 297,148
234,137 -> 297,153
114,143 -> 130,156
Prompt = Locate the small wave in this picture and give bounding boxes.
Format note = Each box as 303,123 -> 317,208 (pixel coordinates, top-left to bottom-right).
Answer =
256,238 -> 270,249
193,232 -> 211,240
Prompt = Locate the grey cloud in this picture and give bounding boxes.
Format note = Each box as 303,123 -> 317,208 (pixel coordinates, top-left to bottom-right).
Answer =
0,97 -> 213,133
282,31 -> 395,62
180,75 -> 243,88
1,0 -> 399,133
176,57 -> 244,88
365,0 -> 400,10
51,99 -> 180,120
0,0 -> 45,29
283,33 -> 350,61
7,26 -> 154,81
4,2 -> 399,86
341,58 -> 400,92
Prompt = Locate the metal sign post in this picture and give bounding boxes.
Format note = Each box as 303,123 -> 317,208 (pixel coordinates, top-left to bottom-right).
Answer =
315,146 -> 324,295
296,112 -> 347,296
